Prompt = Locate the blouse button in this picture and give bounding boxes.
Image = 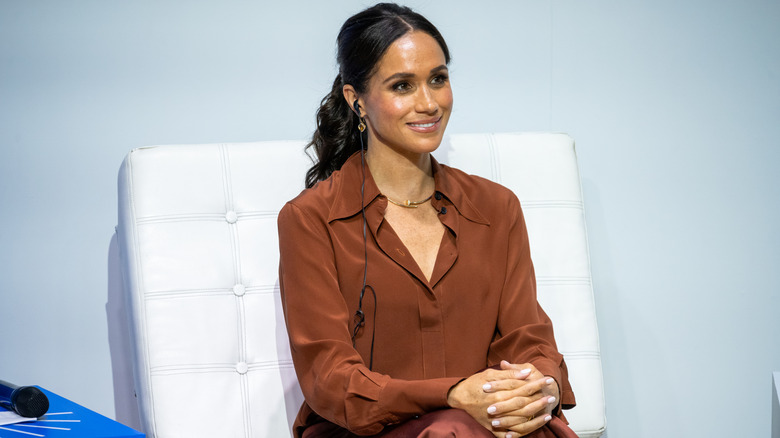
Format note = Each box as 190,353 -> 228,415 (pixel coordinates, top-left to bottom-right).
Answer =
440,207 -> 447,215
434,192 -> 442,200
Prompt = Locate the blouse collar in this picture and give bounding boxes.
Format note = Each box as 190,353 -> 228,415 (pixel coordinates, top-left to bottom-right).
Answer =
327,151 -> 489,226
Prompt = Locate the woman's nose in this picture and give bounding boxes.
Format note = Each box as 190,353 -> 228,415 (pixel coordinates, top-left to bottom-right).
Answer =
415,86 -> 438,114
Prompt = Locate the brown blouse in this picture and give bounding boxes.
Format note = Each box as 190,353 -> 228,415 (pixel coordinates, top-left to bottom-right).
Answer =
277,152 -> 575,437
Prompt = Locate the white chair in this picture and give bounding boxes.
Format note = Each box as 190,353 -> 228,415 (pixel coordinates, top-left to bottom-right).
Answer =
116,133 -> 606,437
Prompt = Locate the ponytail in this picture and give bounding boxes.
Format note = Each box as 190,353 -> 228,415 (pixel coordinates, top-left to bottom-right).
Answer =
304,75 -> 363,189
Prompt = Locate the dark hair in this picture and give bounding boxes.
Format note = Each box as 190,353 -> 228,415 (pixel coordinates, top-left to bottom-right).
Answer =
304,3 -> 451,188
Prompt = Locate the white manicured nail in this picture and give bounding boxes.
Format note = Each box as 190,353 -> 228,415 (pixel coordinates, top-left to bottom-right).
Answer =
544,415 -> 552,422
548,396 -> 556,404
492,419 -> 500,427
545,378 -> 554,384
483,383 -> 491,391
487,405 -> 497,414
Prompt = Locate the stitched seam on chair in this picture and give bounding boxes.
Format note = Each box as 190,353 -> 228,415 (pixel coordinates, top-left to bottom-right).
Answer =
223,145 -> 252,438
221,144 -> 234,212
536,276 -> 592,285
560,352 -> 601,359
151,366 -> 240,376
247,360 -> 295,371
238,211 -> 279,219
488,133 -> 501,182
143,286 -> 278,300
136,213 -> 228,224
520,200 -> 583,209
240,359 -> 252,438
135,211 -> 279,224
149,360 -> 295,375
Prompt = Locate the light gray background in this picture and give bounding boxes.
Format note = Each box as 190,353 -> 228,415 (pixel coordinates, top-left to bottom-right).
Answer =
1,1 -> 778,437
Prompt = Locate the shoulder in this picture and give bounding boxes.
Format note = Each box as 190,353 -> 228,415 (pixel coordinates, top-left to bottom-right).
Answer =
284,175 -> 339,214
278,167 -> 348,230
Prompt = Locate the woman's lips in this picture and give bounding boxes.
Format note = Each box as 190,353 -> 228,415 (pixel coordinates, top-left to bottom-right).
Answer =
407,117 -> 441,133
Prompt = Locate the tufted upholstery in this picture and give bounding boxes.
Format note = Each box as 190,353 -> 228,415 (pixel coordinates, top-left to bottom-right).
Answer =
116,132 -> 606,438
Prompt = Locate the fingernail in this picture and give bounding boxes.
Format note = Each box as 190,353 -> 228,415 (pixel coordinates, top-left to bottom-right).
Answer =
506,433 -> 514,438
482,383 -> 491,391
548,396 -> 556,404
487,405 -> 497,414
545,378 -> 554,384
492,419 -> 500,427
514,369 -> 531,378
544,415 -> 552,422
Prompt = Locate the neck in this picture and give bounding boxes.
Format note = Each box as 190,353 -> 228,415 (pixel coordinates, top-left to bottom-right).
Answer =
365,145 -> 435,202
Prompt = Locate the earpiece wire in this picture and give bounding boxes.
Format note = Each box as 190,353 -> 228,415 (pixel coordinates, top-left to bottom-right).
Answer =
353,118 -> 377,371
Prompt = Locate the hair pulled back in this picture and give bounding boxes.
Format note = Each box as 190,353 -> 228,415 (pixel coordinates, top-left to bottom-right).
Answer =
304,3 -> 451,188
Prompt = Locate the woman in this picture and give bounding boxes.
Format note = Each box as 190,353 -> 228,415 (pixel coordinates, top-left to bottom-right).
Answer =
278,3 -> 577,437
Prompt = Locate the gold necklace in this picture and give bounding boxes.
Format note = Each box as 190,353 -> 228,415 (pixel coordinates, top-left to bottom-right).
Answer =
385,193 -> 434,208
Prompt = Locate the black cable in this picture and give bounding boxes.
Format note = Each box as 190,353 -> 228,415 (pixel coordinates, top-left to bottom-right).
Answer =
351,125 -> 377,370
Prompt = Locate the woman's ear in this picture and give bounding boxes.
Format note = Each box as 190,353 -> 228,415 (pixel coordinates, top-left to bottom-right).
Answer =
342,84 -> 362,117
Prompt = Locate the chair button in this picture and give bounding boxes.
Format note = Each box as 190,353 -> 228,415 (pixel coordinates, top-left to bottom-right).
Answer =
236,362 -> 248,374
225,211 -> 238,223
233,284 -> 246,296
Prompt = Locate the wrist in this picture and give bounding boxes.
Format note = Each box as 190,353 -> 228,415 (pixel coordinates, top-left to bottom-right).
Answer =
446,378 -> 470,409
446,384 -> 460,408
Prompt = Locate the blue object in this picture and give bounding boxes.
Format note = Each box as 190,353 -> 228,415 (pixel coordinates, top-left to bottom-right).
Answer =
0,387 -> 144,438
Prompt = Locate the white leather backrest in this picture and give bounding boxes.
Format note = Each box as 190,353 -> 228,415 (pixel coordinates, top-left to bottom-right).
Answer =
117,133 -> 605,438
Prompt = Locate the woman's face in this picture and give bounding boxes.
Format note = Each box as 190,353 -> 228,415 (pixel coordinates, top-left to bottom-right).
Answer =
359,31 -> 453,158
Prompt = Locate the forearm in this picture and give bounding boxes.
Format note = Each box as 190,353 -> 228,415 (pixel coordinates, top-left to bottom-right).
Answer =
294,352 -> 460,435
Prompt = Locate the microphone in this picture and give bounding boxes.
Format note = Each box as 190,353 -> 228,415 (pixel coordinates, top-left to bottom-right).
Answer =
0,380 -> 49,418
433,192 -> 447,215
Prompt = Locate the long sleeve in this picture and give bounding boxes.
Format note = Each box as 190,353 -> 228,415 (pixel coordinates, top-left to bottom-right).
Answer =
487,195 -> 577,414
278,202 -> 461,436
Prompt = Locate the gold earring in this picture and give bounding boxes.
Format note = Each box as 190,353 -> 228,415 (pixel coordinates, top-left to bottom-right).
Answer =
358,120 -> 366,132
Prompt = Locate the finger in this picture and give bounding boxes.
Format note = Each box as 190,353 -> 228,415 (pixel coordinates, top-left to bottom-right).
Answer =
487,394 -> 540,416
513,377 -> 555,397
486,377 -> 551,402
488,392 -> 555,417
490,414 -> 531,430
490,395 -> 556,428
483,375 -> 551,395
500,360 -> 536,374
482,377 -> 528,393
504,414 -> 553,438
500,361 -> 546,381
485,367 -> 532,382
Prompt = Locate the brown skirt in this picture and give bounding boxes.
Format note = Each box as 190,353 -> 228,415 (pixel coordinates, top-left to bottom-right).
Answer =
302,408 -> 579,438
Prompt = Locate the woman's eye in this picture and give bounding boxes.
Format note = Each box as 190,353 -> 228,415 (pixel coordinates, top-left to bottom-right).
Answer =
393,81 -> 412,92
431,74 -> 449,86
